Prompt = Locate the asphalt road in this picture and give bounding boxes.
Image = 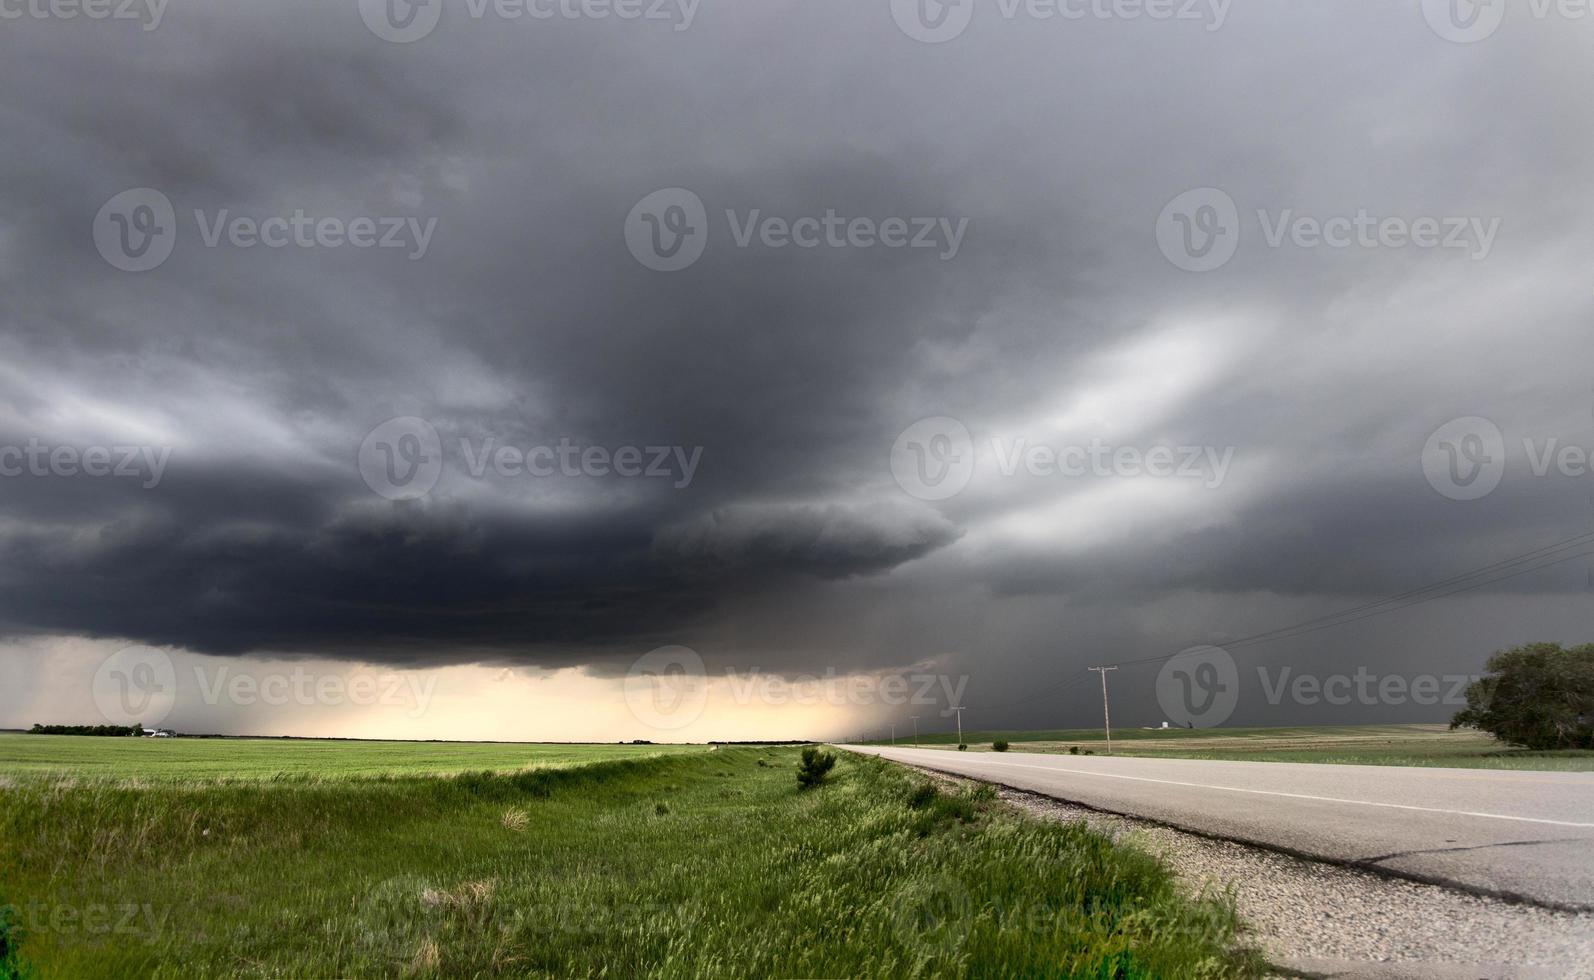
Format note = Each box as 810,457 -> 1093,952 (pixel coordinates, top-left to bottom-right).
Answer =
842,745 -> 1594,910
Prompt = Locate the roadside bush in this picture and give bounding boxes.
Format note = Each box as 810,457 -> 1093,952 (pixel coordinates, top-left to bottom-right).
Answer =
992,740 -> 1009,752
1068,746 -> 1079,755
796,747 -> 836,789
1452,642 -> 1594,749
0,900 -> 33,980
956,744 -> 968,752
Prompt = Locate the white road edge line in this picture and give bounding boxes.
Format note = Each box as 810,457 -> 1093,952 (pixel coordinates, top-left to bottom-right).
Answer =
862,751 -> 1594,829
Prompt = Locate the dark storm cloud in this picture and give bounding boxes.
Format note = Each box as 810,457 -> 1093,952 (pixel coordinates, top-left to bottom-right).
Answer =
0,0 -> 1591,714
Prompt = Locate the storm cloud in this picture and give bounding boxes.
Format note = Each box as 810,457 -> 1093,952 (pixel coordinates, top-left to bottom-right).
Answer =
1,0 -> 1591,732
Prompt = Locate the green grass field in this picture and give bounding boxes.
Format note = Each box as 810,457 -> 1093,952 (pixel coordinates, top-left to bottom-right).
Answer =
865,724 -> 1594,770
0,734 -> 701,782
0,739 -> 1264,978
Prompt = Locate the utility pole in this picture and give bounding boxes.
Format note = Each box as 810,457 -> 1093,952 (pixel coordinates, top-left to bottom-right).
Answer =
910,716 -> 920,746
890,723 -> 895,745
1089,666 -> 1118,754
952,705 -> 965,746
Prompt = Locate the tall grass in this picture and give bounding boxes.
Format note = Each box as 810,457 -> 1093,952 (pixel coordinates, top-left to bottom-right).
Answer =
1,748 -> 1263,978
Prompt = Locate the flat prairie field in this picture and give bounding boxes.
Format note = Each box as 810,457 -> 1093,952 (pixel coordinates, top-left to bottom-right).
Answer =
0,739 -> 1265,979
0,733 -> 702,782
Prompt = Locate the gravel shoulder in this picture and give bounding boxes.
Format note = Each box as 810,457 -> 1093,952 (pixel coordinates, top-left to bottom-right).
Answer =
900,763 -> 1594,979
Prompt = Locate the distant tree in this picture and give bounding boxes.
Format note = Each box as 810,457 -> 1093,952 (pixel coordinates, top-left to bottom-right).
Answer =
796,747 -> 836,789
28,724 -> 142,737
1451,642 -> 1594,750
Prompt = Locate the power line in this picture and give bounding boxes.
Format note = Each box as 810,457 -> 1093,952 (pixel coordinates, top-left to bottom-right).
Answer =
1088,666 -> 1117,753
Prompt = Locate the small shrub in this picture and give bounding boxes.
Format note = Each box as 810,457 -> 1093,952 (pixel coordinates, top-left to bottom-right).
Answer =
956,743 -> 968,751
907,782 -> 937,809
501,807 -> 529,832
796,747 -> 836,789
992,740 -> 1009,752
908,784 -> 992,835
654,801 -> 670,816
1069,746 -> 1080,755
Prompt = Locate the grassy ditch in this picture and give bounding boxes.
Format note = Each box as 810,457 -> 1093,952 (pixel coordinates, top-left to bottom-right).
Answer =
1,747 -> 1262,977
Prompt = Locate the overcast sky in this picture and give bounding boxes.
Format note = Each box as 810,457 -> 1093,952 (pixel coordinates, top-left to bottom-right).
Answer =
1,0 -> 1590,740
